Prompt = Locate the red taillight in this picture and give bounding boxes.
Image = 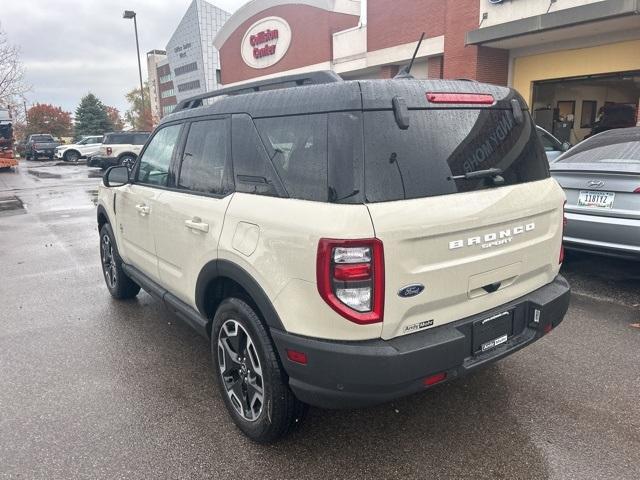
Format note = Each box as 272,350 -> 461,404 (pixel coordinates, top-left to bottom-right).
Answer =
634,187 -> 640,193
106,147 -> 112,156
423,372 -> 447,387
286,349 -> 308,365
559,200 -> 567,264
543,323 -> 553,335
426,92 -> 495,105
317,238 -> 384,325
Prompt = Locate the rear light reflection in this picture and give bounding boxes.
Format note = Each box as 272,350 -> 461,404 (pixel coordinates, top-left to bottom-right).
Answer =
426,92 -> 495,105
423,372 -> 447,387
634,187 -> 640,193
543,324 -> 553,335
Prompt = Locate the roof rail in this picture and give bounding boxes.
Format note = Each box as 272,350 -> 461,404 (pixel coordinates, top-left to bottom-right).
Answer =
175,71 -> 343,112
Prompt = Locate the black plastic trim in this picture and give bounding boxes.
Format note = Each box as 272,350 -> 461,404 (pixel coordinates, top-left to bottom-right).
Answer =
195,259 -> 286,331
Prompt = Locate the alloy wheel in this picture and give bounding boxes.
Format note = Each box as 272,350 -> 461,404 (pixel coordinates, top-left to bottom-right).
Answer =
217,320 -> 264,422
101,234 -> 117,289
121,156 -> 135,170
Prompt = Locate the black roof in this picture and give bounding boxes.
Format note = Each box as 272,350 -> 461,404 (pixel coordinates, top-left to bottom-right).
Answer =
160,73 -> 519,126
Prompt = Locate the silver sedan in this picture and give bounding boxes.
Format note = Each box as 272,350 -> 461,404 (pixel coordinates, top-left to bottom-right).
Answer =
550,127 -> 640,259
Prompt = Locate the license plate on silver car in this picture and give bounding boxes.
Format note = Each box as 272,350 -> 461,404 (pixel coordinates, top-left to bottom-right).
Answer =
578,190 -> 615,209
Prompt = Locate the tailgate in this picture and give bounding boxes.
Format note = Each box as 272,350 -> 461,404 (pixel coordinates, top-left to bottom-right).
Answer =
368,178 -> 564,340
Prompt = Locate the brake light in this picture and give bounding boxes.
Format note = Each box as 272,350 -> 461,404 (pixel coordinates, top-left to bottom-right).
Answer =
106,147 -> 112,155
426,92 -> 495,105
559,201 -> 567,264
634,187 -> 640,193
286,349 -> 308,365
317,238 -> 384,325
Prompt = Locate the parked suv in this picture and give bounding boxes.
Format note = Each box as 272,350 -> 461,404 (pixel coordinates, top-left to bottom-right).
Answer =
56,135 -> 103,162
88,131 -> 149,169
97,72 -> 570,443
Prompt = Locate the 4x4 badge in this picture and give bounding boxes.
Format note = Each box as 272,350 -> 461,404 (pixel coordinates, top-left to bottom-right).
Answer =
398,284 -> 425,298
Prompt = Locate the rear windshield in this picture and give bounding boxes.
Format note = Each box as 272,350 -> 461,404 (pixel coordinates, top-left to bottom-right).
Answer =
32,135 -> 54,142
104,133 -> 149,145
557,127 -> 640,164
364,109 -> 548,202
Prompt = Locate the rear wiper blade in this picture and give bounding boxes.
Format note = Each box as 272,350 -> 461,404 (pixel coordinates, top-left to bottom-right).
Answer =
448,168 -> 503,181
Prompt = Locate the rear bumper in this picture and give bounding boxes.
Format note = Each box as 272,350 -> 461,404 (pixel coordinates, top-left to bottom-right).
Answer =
88,155 -> 117,169
564,211 -> 640,258
271,275 -> 570,409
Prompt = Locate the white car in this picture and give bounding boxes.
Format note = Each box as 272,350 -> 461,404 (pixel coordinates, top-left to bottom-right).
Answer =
55,135 -> 103,162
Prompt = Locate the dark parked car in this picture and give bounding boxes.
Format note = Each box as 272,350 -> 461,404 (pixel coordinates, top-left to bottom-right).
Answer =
551,127 -> 640,258
24,134 -> 61,160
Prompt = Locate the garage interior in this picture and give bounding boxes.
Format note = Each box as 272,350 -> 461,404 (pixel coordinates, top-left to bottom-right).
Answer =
532,70 -> 640,144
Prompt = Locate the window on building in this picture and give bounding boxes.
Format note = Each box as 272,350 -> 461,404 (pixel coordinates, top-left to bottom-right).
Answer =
162,105 -> 175,116
216,69 -> 221,85
580,100 -> 597,128
177,80 -> 201,93
557,101 -> 576,122
174,62 -> 198,76
161,88 -> 175,99
178,119 -> 229,195
159,74 -> 172,83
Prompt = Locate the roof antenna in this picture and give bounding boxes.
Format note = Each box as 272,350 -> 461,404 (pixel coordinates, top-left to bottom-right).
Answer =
394,32 -> 425,80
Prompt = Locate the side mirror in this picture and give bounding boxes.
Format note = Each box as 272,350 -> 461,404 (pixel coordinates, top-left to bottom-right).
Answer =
103,165 -> 130,187
561,142 -> 571,152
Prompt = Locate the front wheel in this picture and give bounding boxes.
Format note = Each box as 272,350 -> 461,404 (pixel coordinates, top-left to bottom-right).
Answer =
64,150 -> 80,162
99,224 -> 140,299
212,298 -> 307,443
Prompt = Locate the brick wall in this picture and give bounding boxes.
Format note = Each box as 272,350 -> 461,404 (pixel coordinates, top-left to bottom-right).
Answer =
475,46 -> 509,85
367,0 -> 445,52
427,56 -> 443,79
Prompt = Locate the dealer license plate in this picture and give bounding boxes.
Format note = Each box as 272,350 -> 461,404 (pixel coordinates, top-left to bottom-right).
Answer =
472,311 -> 513,355
578,190 -> 615,209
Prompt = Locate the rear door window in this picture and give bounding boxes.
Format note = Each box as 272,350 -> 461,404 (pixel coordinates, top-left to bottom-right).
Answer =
364,109 -> 548,202
178,119 -> 230,195
255,114 -> 328,202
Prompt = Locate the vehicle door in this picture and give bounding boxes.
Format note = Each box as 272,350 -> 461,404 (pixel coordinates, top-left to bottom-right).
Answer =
115,123 -> 183,282
154,117 -> 233,306
81,136 -> 103,157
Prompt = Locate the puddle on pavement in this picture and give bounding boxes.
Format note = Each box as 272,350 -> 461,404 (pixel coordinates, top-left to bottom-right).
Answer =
28,169 -> 62,179
0,195 -> 25,215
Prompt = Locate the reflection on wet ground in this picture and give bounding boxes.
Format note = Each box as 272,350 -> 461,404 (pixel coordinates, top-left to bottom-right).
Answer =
87,189 -> 98,205
27,169 -> 62,179
0,195 -> 25,215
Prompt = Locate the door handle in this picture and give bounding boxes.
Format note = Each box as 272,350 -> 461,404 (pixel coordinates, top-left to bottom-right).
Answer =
185,217 -> 209,233
135,204 -> 150,215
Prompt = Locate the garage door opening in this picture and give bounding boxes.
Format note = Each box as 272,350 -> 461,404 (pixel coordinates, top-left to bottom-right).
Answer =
532,70 -> 640,145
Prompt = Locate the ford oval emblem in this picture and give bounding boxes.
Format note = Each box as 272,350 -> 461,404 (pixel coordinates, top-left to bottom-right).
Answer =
398,284 -> 425,298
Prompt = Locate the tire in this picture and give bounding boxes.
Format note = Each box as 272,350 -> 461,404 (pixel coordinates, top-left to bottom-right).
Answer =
119,155 -> 136,170
64,150 -> 80,162
212,298 -> 307,443
99,223 -> 140,300
26,154 -> 32,160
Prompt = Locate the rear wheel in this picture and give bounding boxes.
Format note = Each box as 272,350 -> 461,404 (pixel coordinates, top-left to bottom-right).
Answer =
119,155 -> 136,170
212,298 -> 307,443
99,224 -> 140,299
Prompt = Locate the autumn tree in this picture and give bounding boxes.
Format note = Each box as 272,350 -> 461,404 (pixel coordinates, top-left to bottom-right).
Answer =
26,104 -> 72,138
125,83 -> 154,131
0,25 -> 28,105
105,106 -> 124,131
74,93 -> 113,138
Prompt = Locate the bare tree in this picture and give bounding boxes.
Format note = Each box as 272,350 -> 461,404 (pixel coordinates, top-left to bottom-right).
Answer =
0,24 -> 28,106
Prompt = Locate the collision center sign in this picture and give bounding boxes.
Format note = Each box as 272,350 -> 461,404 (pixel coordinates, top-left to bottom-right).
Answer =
241,17 -> 291,69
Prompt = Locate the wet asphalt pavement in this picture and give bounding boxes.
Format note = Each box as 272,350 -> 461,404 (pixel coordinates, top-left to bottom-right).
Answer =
1,160 -> 639,479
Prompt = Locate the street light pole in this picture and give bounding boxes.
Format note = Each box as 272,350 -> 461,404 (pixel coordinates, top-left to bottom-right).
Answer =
123,10 -> 145,115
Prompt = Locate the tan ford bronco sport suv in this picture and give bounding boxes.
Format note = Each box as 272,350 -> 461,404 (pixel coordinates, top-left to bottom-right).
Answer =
97,72 -> 570,443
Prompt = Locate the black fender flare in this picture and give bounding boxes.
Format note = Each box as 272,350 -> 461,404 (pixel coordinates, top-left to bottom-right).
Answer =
195,259 -> 285,331
97,204 -> 110,226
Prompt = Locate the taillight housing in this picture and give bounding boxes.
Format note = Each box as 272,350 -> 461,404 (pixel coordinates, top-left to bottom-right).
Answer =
317,238 -> 384,325
634,187 -> 640,193
426,92 -> 495,105
559,200 -> 567,264
106,146 -> 112,156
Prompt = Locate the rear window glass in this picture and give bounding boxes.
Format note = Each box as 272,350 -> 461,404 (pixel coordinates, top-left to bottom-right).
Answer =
364,109 -> 548,202
104,133 -> 149,145
32,135 -> 53,142
557,127 -> 640,164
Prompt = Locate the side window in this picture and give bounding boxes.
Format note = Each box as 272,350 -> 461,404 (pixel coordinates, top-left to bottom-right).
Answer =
231,114 -> 285,198
178,119 -> 229,195
254,114 -> 328,202
137,124 -> 182,187
133,134 -> 150,145
538,131 -> 557,152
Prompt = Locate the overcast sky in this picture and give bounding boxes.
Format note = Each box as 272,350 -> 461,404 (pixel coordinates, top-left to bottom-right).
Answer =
1,0 -> 249,116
